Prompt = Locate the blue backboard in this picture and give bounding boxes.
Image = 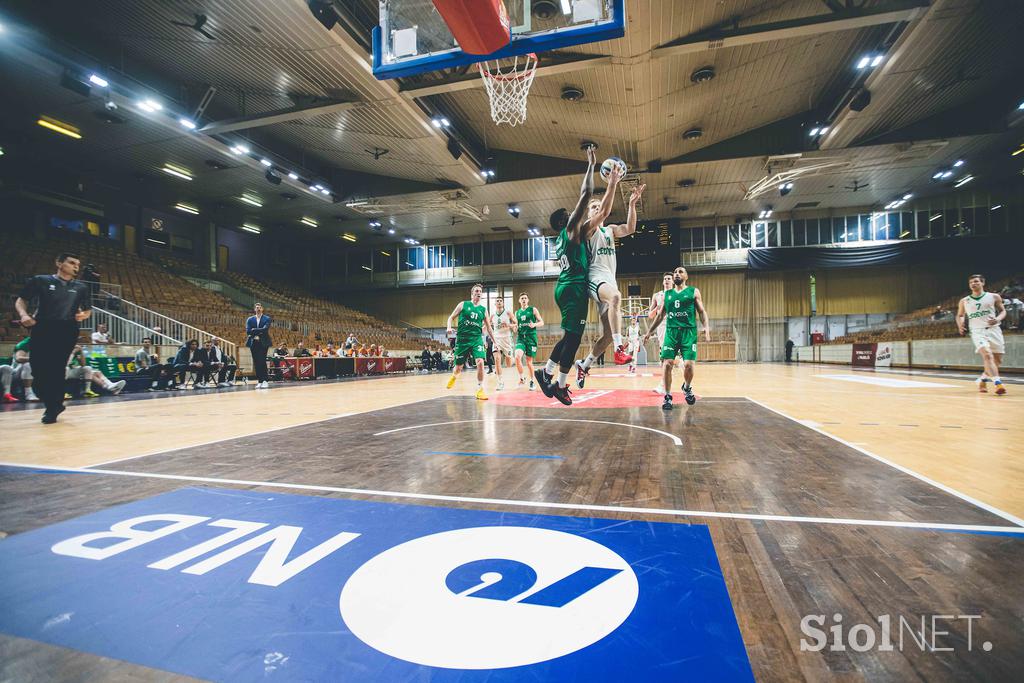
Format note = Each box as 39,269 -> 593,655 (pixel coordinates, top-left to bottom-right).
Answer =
373,0 -> 626,80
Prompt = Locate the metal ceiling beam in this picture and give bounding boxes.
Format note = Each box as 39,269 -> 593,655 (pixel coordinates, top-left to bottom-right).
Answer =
199,100 -> 363,134
652,0 -> 930,59
399,55 -> 613,99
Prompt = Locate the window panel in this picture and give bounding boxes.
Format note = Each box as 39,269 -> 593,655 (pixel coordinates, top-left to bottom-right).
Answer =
717,225 -> 728,250
703,226 -> 717,250
766,221 -> 778,247
753,222 -> 766,248
832,217 -> 845,244
739,223 -> 751,248
400,247 -> 423,271
781,220 -> 792,247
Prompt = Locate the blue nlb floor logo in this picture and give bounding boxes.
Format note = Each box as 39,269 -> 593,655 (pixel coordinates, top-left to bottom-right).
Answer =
0,487 -> 752,681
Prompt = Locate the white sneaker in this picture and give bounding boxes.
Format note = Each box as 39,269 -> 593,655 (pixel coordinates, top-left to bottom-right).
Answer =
217,382 -> 230,388
257,381 -> 269,389
653,385 -> 665,394
226,381 -> 234,387
26,390 -> 40,402
497,379 -> 504,391
109,380 -> 126,395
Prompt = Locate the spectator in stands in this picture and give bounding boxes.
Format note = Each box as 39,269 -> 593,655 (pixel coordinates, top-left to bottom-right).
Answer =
785,338 -> 795,362
90,322 -> 114,344
931,306 -> 947,321
294,341 -> 312,357
135,336 -> 172,391
368,343 -> 378,357
325,342 -> 336,357
172,339 -> 204,388
433,348 -> 445,372
205,339 -> 236,387
245,303 -> 272,390
344,333 -> 356,353
421,345 -> 432,372
379,344 -> 388,358
9,338 -> 37,401
67,345 -> 125,396
1003,292 -> 1023,330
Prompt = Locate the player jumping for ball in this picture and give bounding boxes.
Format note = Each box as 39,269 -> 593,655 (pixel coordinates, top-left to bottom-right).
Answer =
536,146 -> 621,405
513,292 -> 544,390
644,266 -> 710,411
957,273 -> 1008,395
573,180 -> 646,388
445,283 -> 496,400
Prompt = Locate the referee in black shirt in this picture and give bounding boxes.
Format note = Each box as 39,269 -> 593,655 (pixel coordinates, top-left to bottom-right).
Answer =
15,252 -> 93,424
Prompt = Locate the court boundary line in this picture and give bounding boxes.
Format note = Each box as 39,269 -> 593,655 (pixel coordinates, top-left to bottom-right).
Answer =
744,396 -> 1024,528
374,418 -> 683,446
1,461 -> 1021,535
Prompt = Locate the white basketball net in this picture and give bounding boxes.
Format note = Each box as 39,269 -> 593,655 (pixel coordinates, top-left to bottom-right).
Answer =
479,53 -> 538,126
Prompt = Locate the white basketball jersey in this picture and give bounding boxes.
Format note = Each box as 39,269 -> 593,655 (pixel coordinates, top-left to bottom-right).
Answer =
492,310 -> 514,339
587,225 -> 617,279
627,323 -> 640,340
966,292 -> 998,331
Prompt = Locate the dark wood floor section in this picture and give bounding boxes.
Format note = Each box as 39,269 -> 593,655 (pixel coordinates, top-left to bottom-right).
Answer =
1,397 -> 1022,682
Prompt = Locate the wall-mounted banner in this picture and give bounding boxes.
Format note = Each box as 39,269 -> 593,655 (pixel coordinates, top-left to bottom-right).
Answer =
0,487 -> 752,682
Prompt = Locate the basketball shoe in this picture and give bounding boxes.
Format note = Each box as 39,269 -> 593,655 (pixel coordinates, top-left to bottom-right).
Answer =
614,346 -> 632,365
574,359 -> 589,389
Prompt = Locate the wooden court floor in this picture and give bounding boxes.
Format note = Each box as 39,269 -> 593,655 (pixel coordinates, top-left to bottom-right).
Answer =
1,362 -> 1022,681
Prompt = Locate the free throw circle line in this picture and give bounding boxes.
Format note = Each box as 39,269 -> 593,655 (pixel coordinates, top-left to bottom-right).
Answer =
373,418 -> 682,447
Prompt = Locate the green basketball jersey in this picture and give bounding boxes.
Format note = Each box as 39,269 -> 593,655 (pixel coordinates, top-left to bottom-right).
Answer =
664,286 -> 696,330
457,300 -> 486,341
555,227 -> 588,286
516,306 -> 538,341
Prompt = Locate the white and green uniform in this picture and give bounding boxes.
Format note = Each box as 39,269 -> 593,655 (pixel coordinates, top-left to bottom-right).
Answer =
586,224 -> 617,313
626,321 -> 641,358
966,292 -> 1005,354
491,309 -> 515,356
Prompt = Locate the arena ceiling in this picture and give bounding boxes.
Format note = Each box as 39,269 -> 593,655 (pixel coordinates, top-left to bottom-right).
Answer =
0,0 -> 1021,245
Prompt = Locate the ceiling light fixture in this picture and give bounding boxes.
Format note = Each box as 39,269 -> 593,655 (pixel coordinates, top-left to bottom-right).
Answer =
88,74 -> 109,88
953,175 -> 974,188
300,217 -> 318,227
36,116 -> 81,139
241,223 -> 262,234
161,163 -> 193,180
174,203 -> 199,215
287,171 -> 299,180
238,194 -> 263,207
342,233 -> 357,242
259,158 -> 272,167
137,99 -> 162,113
929,213 -> 942,222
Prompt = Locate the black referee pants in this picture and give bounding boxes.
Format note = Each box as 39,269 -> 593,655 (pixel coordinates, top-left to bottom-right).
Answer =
251,344 -> 269,382
30,320 -> 79,415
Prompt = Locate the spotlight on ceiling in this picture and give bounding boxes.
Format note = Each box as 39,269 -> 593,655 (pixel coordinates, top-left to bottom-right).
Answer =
779,182 -> 794,196
507,204 -> 521,218
230,144 -> 250,155
178,117 -> 196,130
137,99 -> 162,113
88,74 -> 109,88
259,158 -> 272,167
287,171 -> 299,180
265,169 -> 281,185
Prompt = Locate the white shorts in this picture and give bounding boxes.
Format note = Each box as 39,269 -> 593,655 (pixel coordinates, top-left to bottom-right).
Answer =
493,336 -> 514,357
971,326 -> 1005,354
655,323 -> 666,346
588,271 -> 617,315
627,339 -> 641,355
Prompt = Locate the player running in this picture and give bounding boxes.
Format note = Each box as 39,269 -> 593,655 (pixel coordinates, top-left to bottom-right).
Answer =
644,266 -> 710,411
535,146 -> 621,405
573,182 -> 645,388
513,292 -> 544,391
957,273 -> 1008,395
649,273 -> 674,393
490,296 -> 517,391
445,283 -> 496,400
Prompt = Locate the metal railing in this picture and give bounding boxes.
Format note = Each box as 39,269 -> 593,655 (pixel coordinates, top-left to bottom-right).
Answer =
100,298 -> 238,360
85,308 -> 181,347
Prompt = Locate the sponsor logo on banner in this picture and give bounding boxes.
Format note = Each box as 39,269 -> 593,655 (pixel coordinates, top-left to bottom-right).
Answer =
299,360 -> 313,375
0,489 -> 752,681
367,361 -> 377,372
875,344 -> 892,367
852,343 -> 877,368
384,359 -> 395,372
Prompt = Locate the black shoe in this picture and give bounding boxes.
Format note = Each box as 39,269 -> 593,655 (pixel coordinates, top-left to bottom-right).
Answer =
683,387 -> 696,405
535,368 -> 554,397
42,406 -> 66,424
662,394 -> 673,411
551,383 -> 573,406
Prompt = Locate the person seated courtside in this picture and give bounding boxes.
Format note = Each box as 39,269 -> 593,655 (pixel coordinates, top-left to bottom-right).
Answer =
272,343 -> 290,365
421,345 -> 433,372
204,339 -> 236,387
135,337 -> 172,391
293,341 -> 312,357
67,345 -> 125,397
172,340 -> 204,388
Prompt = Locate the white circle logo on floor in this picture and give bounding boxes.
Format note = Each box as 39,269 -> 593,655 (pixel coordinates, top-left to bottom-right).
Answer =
339,526 -> 639,669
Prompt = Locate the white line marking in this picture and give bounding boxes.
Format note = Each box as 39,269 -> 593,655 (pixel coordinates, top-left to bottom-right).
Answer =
374,418 -> 683,447
548,389 -> 612,407
815,374 -> 956,389
1,462 -> 1020,535
744,397 -> 1024,528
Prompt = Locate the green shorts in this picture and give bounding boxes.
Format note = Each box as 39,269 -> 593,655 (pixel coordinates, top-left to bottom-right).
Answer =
454,338 -> 486,364
660,327 -> 698,361
555,281 -> 588,335
515,338 -> 538,358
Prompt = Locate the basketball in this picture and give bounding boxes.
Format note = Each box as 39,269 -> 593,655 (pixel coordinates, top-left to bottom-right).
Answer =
600,157 -> 627,182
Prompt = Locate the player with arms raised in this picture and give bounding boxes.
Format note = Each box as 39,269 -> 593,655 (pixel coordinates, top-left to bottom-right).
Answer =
573,177 -> 646,388
445,283 -> 496,400
644,266 -> 710,411
536,146 -> 622,405
957,273 -> 1007,395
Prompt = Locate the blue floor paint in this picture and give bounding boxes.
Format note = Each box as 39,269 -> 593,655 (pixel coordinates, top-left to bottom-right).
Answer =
0,487 -> 753,682
425,450 -> 564,460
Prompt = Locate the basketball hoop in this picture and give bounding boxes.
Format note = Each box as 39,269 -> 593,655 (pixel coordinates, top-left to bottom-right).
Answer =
479,53 -> 538,127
